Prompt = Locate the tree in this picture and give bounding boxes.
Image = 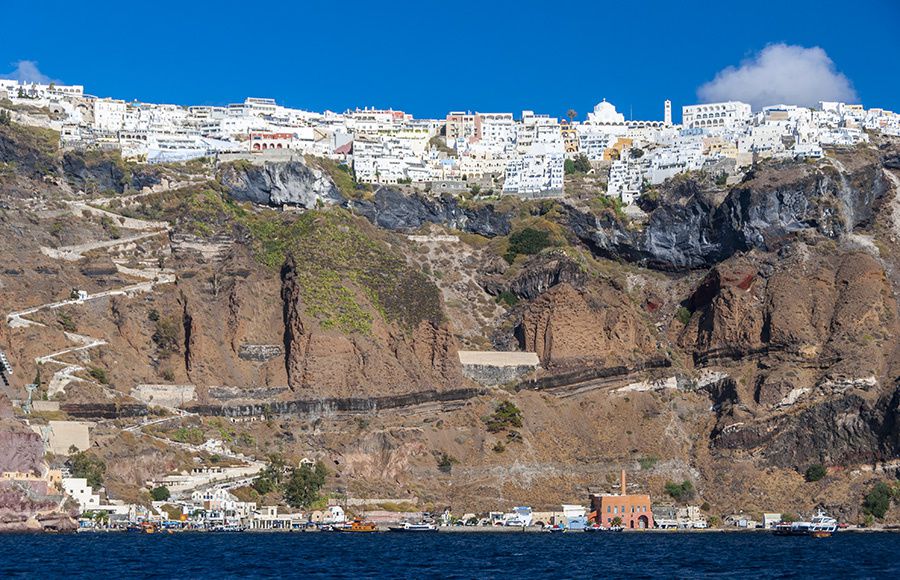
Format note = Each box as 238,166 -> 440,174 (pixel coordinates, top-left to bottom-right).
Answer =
566,109 -> 577,123
804,464 -> 827,482
862,481 -> 892,519
564,158 -> 576,175
665,480 -> 696,502
70,451 -> 106,488
611,516 -> 622,527
150,486 -> 171,501
252,454 -> 287,495
283,461 -> 327,509
0,110 -> 10,126
573,154 -> 592,173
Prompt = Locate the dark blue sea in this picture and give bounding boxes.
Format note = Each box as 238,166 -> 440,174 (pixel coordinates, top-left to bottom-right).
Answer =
1,531 -> 898,578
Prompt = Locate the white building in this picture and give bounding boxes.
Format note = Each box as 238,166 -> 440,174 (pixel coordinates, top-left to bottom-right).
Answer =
502,142 -> 564,198
682,101 -> 751,130
62,477 -> 102,511
587,99 -> 626,125
475,112 -> 516,150
607,159 -> 644,205
93,98 -> 128,132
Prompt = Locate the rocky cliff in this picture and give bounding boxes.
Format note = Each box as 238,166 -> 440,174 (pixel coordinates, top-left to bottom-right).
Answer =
348,186 -> 513,237
219,159 -> 344,209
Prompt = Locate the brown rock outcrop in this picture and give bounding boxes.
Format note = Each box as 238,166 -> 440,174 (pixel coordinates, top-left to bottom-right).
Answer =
280,256 -> 465,397
518,282 -> 656,368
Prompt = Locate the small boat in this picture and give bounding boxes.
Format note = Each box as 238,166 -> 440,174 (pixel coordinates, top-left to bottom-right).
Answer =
773,510 -> 838,537
584,524 -> 623,532
337,519 -> 379,532
388,522 -> 438,533
545,525 -> 566,533
141,522 -> 158,534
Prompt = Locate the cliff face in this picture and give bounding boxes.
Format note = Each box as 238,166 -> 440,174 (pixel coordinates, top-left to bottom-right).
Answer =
518,282 -> 658,368
678,244 -> 900,468
280,255 -> 464,397
348,187 -> 513,237
566,152 -> 889,270
219,160 -> 343,208
0,420 -> 43,475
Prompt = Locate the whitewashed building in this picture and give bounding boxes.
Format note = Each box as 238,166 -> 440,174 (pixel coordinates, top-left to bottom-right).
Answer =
502,142 -> 564,197
682,101 -> 751,130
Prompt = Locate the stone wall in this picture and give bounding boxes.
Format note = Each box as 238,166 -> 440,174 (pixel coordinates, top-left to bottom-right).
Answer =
131,384 -> 196,408
458,350 -> 540,386
238,344 -> 284,362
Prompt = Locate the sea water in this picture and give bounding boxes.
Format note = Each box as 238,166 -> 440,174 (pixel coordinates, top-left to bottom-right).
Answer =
0,531 -> 897,578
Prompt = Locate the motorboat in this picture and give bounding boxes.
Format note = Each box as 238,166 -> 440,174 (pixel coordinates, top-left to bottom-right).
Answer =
337,519 -> 379,532
387,522 -> 438,533
773,510 -> 838,537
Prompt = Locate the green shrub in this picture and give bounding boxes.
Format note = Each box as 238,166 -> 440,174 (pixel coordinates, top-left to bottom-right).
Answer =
675,306 -> 692,325
484,401 -> 524,433
88,367 -> 109,384
435,452 -> 457,474
862,482 -> 892,519
665,480 -> 696,502
496,291 -> 519,308
150,486 -> 170,501
504,227 -> 551,263
171,427 -> 205,445
804,464 -> 827,482
70,451 -> 106,488
57,311 -> 77,332
152,316 -> 181,354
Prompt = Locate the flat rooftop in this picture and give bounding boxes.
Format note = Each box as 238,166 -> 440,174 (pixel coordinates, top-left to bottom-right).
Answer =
458,350 -> 540,367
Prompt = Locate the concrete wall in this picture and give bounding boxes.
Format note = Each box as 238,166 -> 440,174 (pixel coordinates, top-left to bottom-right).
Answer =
458,350 -> 540,386
131,384 -> 196,408
31,421 -> 92,455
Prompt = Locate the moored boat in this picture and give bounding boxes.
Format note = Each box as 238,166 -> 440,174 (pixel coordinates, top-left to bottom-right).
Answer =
337,519 -> 379,532
773,510 -> 838,537
387,522 -> 438,533
584,524 -> 624,532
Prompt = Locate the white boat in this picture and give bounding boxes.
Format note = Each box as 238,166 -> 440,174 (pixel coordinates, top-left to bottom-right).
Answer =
387,522 -> 438,533
773,510 -> 837,537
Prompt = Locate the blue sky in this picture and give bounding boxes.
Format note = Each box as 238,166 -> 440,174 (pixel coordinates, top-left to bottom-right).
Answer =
2,0 -> 898,121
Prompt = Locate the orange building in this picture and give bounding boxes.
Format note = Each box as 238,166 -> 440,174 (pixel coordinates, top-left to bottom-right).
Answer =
589,470 -> 654,529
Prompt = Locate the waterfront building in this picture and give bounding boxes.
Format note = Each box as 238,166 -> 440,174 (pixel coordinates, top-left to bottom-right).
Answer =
589,470 -> 654,529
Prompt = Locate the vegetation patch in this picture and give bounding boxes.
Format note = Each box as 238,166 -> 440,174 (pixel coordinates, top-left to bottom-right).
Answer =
504,227 -> 553,264
70,451 -> 106,488
484,401 -> 524,433
804,463 -> 827,482
665,480 -> 696,502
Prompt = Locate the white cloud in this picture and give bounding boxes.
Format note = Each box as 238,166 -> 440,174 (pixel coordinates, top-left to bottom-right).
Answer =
697,44 -> 857,110
0,60 -> 58,84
